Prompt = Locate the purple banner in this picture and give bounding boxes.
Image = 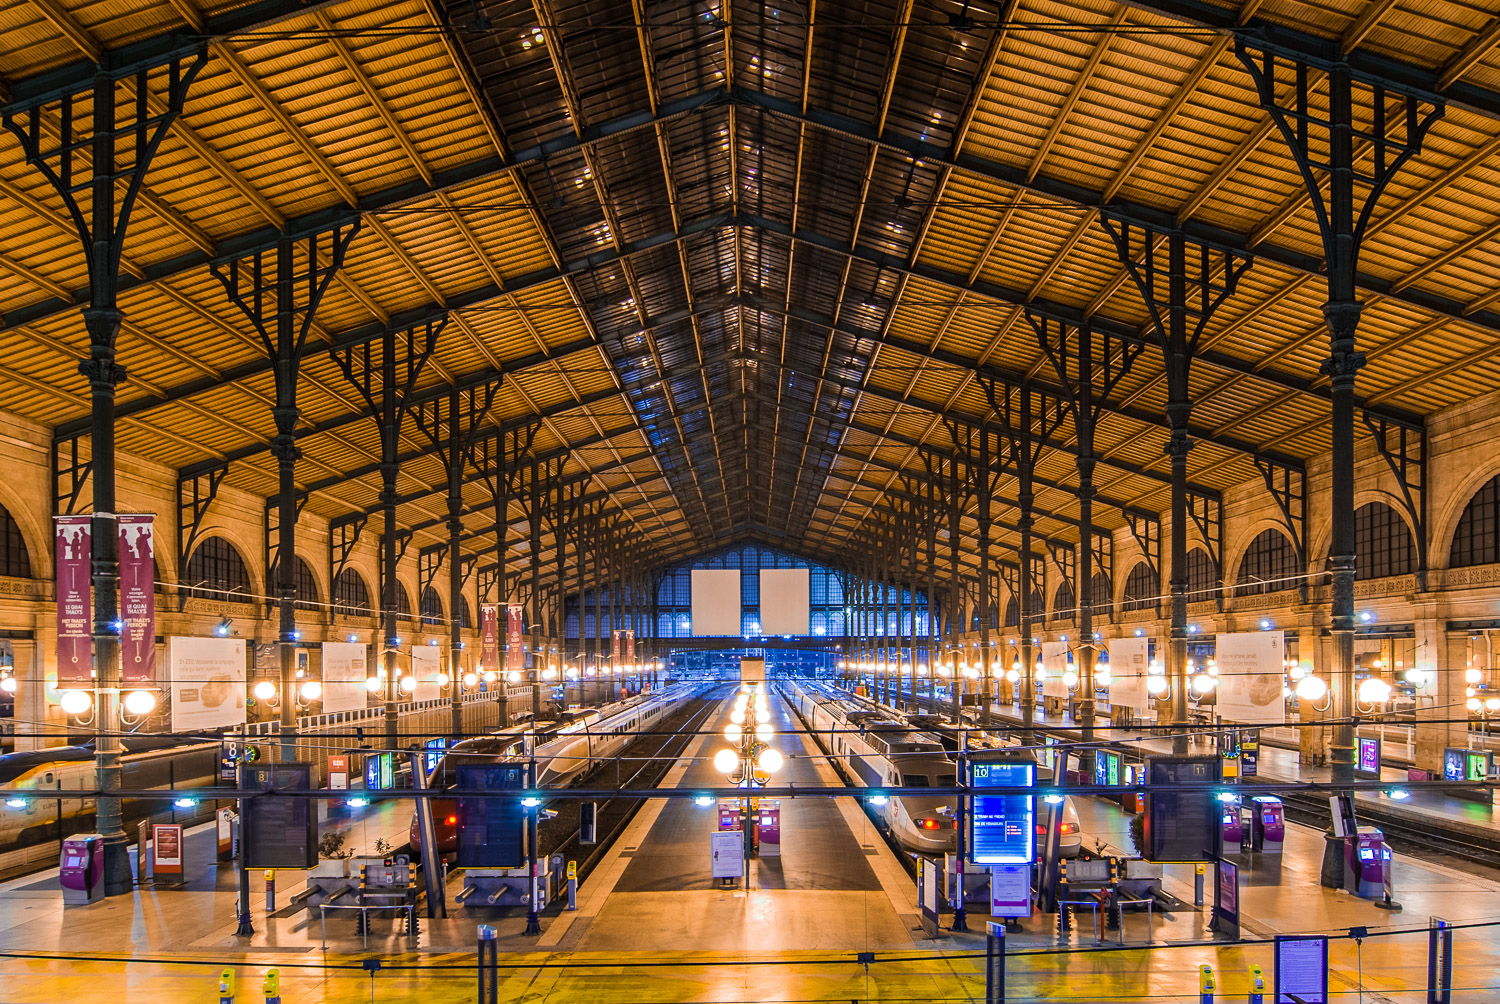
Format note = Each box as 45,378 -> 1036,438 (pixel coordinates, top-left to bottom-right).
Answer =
54,515 -> 92,685
480,604 -> 499,672
118,515 -> 156,685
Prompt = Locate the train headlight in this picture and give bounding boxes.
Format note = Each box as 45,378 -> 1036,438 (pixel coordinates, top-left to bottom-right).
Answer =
694,795 -> 714,807
712,748 -> 739,774
174,797 -> 199,809
123,689 -> 157,715
521,796 -> 541,808
60,690 -> 92,715
757,748 -> 784,774
5,797 -> 26,809
869,793 -> 888,806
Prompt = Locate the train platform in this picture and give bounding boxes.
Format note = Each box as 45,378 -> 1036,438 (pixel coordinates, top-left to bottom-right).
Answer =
961,698 -> 1500,847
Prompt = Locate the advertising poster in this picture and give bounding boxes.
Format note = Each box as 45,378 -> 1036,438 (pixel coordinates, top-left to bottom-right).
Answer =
152,823 -> 183,875
169,636 -> 246,731
1215,631 -> 1286,725
506,604 -> 525,663
54,515 -> 92,685
611,629 -> 622,665
1040,641 -> 1070,699
1107,636 -> 1150,712
480,604 -> 499,672
320,641 -> 368,713
117,515 -> 156,685
411,645 -> 442,702
625,628 -> 635,667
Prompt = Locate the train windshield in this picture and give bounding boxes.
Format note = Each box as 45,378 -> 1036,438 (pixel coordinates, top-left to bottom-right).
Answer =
901,774 -> 931,787
936,774 -> 956,787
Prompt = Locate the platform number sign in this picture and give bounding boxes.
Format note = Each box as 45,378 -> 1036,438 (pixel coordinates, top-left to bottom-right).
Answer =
967,755 -> 1036,866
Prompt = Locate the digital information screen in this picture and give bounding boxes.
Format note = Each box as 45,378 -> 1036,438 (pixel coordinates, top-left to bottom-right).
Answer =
365,752 -> 395,790
241,762 -> 317,869
1275,935 -> 1328,1004
425,738 -> 448,773
1354,736 -> 1381,780
1443,748 -> 1465,782
1145,756 -> 1220,863
455,764 -> 527,869
1094,750 -> 1121,787
967,757 -> 1036,866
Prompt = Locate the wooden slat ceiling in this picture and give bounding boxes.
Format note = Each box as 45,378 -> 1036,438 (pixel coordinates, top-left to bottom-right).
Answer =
2,0 -> 1500,590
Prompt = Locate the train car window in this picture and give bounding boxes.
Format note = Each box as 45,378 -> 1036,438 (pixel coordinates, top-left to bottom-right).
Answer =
901,774 -> 931,787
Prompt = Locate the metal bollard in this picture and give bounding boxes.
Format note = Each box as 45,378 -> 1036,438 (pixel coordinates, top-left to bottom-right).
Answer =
1194,863 -> 1205,907
218,969 -> 235,1004
1248,964 -> 1264,1004
985,920 -> 1006,1004
566,860 -> 577,911
262,969 -> 280,1004
476,924 -> 498,1004
265,870 -> 275,913
1199,964 -> 1214,1004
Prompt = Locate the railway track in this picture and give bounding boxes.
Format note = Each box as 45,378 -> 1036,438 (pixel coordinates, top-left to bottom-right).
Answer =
535,688 -> 726,881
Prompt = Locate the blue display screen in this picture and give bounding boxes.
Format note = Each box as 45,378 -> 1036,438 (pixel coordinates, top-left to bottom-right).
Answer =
1443,748 -> 1465,782
968,759 -> 1035,865
425,738 -> 448,773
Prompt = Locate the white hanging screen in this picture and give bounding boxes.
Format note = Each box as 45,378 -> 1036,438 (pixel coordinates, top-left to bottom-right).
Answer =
759,569 -> 810,636
691,569 -> 742,636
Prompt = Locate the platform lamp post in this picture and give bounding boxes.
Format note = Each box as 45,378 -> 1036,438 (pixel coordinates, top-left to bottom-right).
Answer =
713,686 -> 784,888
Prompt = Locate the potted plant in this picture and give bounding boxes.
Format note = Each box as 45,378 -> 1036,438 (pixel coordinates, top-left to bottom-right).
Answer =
310,829 -> 355,879
1128,812 -> 1146,857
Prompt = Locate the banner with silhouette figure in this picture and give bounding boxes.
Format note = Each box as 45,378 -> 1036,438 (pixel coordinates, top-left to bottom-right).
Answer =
54,516 -> 92,686
117,515 -> 156,685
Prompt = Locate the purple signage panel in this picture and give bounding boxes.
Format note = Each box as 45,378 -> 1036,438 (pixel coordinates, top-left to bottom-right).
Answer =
480,604 -> 499,673
117,515 -> 156,685
1355,736 -> 1381,780
54,515 -> 92,685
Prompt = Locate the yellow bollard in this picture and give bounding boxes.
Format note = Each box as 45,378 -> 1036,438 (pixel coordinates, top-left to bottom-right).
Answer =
262,968 -> 280,1004
218,968 -> 235,1004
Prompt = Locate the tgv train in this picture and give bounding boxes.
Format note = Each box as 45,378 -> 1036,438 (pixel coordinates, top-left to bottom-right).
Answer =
0,736 -> 218,847
411,685 -> 696,856
785,680 -> 960,855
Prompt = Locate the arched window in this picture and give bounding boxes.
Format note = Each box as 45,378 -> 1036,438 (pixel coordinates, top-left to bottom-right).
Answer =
294,557 -> 320,611
396,584 -> 413,622
1450,475 -> 1500,568
185,537 -> 252,604
1053,581 -> 1075,621
1087,571 -> 1112,618
1122,562 -> 1158,613
0,504 -> 32,579
1186,548 -> 1217,602
333,568 -> 371,617
420,586 -> 444,626
459,597 -> 473,630
1003,596 -> 1018,627
1236,529 -> 1300,597
1358,502 -> 1416,578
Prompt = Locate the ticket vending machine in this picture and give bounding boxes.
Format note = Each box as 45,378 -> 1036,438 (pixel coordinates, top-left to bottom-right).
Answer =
1347,827 -> 1394,900
756,800 -> 781,857
1249,796 -> 1285,855
1219,795 -> 1244,849
60,835 -> 104,906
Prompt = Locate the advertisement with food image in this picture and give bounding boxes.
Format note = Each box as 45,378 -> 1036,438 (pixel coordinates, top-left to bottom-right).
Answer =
169,636 -> 247,731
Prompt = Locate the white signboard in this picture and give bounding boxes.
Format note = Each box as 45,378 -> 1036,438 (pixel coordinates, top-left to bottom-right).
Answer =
710,830 -> 744,879
169,636 -> 246,731
691,569 -> 742,636
990,864 -> 1032,918
1215,631 -> 1286,725
760,568 -> 810,636
1107,636 -> 1150,713
1041,641 -> 1070,699
411,645 -> 442,702
321,641 -> 368,713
